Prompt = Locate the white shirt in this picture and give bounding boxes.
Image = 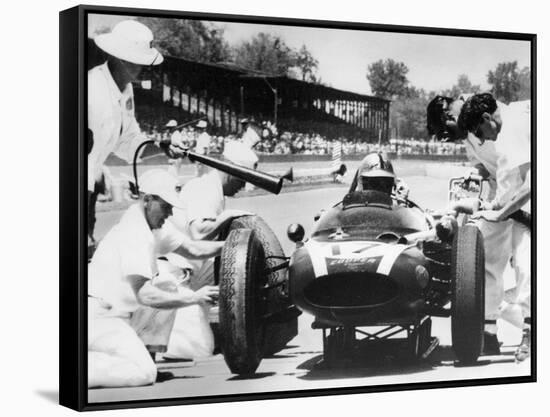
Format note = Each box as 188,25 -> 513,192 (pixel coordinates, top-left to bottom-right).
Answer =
494,101 -> 531,211
195,132 -> 211,155
461,98 -> 528,201
464,133 -> 498,199
88,63 -> 146,191
170,170 -> 225,233
241,126 -> 261,148
88,204 -> 185,315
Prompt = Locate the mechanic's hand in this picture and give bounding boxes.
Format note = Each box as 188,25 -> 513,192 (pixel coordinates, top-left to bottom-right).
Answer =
170,133 -> 185,149
168,143 -> 187,158
471,210 -> 502,222
449,197 -> 481,215
193,285 -> 219,305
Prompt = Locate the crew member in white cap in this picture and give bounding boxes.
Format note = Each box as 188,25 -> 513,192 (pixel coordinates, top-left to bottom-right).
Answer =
88,169 -> 224,388
193,120 -> 211,177
88,20 -> 185,244
161,141 -> 259,360
195,120 -> 211,155
240,118 -> 261,149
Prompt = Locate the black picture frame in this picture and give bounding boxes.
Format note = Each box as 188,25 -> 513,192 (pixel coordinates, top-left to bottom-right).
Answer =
60,4 -> 536,411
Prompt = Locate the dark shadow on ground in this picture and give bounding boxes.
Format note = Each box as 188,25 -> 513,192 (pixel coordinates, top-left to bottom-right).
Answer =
227,372 -> 276,381
35,390 -> 59,404
156,371 -> 202,383
296,342 -> 516,381
263,354 -> 298,359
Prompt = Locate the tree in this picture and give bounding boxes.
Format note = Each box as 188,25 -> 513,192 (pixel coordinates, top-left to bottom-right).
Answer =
366,59 -> 410,99
391,88 -> 430,139
294,45 -> 319,82
487,61 -> 522,103
517,66 -> 531,100
440,74 -> 481,97
232,33 -> 298,76
136,17 -> 230,63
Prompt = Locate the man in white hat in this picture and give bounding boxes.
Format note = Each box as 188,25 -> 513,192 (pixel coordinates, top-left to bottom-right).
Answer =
193,119 -> 211,177
194,120 -> 211,155
88,20 -> 185,244
240,118 -> 261,149
88,169 -> 224,388
161,141 -> 258,360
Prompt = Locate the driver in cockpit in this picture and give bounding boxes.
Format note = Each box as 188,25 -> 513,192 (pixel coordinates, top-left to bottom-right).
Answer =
353,152 -> 409,200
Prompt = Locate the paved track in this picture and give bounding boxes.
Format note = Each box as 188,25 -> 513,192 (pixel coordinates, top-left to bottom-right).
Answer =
89,164 -> 530,404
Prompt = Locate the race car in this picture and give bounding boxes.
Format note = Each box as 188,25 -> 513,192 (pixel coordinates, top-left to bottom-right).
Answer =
216,174 -> 486,374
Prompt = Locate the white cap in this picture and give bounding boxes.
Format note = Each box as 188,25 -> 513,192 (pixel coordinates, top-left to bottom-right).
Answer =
196,120 -> 207,128
223,141 -> 259,168
165,119 -> 178,127
138,169 -> 184,208
94,20 -> 163,66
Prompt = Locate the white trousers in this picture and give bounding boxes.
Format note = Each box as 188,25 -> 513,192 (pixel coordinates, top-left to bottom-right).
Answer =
158,259 -> 216,360
477,218 -> 531,323
88,298 -> 157,388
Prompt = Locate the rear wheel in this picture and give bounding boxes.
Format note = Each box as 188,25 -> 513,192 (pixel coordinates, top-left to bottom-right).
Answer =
219,228 -> 266,375
451,224 -> 485,364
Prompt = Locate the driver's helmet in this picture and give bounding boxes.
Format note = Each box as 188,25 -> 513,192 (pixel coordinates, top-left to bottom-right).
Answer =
358,152 -> 396,194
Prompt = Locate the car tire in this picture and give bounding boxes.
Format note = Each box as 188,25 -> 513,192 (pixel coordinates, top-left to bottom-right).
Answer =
225,215 -> 298,356
451,224 -> 485,364
219,228 -> 266,375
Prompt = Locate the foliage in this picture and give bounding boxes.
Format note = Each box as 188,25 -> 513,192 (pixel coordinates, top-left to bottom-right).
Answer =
232,36 -> 321,82
367,59 -> 410,100
441,74 -> 481,97
391,87 -> 431,139
487,61 -> 531,103
136,17 -> 230,63
294,45 -> 319,82
232,32 -> 295,76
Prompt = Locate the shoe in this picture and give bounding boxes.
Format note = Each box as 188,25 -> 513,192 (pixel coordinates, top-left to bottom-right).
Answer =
515,328 -> 531,363
482,332 -> 501,356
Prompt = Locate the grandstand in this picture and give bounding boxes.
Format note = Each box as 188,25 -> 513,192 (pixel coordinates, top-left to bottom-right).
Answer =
88,38 -> 390,142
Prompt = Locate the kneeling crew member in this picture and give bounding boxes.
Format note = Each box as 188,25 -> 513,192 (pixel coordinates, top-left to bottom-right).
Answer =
87,169 -> 224,388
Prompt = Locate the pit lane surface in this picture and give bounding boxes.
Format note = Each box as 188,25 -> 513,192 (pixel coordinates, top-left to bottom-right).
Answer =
89,164 -> 531,404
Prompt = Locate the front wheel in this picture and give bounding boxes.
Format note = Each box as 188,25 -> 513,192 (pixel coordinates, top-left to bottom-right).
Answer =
219,228 -> 266,375
451,224 -> 485,364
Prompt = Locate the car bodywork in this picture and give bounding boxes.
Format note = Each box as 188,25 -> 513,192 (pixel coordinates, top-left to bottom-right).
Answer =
286,186 -> 483,365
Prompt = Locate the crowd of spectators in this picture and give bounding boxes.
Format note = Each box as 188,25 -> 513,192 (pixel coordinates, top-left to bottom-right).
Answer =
137,109 -> 467,157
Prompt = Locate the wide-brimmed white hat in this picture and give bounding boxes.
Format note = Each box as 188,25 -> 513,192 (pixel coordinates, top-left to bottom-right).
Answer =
223,141 -> 259,168
165,119 -> 178,127
94,20 -> 163,66
139,169 -> 184,208
196,120 -> 207,128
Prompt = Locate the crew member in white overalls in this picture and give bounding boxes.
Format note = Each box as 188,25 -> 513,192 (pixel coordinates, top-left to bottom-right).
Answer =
427,94 -> 529,355
458,93 -> 531,362
193,119 -> 211,176
88,170 -> 224,388
162,141 -> 259,360
88,20 -> 184,244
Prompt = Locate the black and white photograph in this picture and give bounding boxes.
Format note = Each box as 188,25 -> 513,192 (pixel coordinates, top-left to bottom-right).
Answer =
60,4 -> 534,410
